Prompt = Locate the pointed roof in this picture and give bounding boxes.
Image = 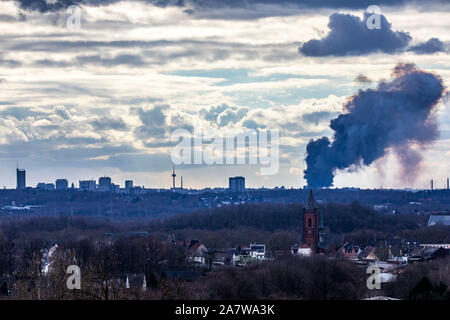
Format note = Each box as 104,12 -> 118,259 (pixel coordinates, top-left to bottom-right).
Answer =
306,188 -> 316,210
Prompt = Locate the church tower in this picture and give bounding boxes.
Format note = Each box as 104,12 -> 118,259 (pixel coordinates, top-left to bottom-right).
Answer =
300,189 -> 326,254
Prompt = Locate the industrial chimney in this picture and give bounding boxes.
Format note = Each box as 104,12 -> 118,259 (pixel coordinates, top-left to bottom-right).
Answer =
430,179 -> 434,191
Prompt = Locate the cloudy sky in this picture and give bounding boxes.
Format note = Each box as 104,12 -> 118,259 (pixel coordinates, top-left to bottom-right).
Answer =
0,0 -> 449,189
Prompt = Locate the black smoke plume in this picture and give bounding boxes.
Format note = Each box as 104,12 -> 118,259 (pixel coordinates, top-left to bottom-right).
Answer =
304,63 -> 445,188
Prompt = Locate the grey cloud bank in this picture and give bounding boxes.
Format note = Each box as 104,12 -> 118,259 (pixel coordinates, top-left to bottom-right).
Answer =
299,13 -> 412,56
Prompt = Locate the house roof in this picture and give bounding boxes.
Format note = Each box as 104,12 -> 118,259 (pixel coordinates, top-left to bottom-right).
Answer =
363,296 -> 400,300
340,242 -> 361,252
358,246 -> 378,260
427,215 -> 450,226
408,246 -> 447,259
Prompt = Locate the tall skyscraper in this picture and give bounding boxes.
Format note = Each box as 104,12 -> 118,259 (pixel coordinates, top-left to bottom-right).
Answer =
16,165 -> 26,190
229,176 -> 245,192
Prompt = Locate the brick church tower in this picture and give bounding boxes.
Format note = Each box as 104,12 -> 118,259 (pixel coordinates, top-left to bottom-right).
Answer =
299,189 -> 326,254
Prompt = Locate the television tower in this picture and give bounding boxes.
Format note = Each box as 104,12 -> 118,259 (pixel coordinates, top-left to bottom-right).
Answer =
172,166 -> 176,189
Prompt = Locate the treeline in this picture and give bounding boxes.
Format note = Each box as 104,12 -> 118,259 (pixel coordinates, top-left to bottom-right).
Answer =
197,255 -> 367,300
149,202 -> 426,234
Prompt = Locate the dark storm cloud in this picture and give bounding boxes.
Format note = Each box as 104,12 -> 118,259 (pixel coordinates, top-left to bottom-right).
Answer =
408,38 -> 448,54
299,13 -> 412,56
304,63 -> 446,188
14,0 -> 448,14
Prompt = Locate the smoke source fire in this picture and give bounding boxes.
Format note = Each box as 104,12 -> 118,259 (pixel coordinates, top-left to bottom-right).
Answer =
304,63 -> 445,188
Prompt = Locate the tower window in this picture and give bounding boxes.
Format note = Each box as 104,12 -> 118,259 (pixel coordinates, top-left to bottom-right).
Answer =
308,218 -> 312,228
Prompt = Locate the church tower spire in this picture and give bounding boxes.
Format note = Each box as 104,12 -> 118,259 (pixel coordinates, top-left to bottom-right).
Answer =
306,188 -> 316,210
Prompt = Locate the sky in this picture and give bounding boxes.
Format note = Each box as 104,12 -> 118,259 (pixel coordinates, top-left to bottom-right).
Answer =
0,0 -> 449,190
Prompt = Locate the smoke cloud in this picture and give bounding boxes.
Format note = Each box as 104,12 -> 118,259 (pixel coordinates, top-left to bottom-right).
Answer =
304,63 -> 445,188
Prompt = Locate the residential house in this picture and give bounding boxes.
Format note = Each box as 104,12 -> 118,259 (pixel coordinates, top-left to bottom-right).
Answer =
337,242 -> 361,260
291,243 -> 313,257
358,246 -> 379,262
187,240 -> 208,264
407,246 -> 448,263
233,244 -> 266,266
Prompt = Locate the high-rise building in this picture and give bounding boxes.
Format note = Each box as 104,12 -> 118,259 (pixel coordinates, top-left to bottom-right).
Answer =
55,179 -> 69,190
125,180 -> 133,189
79,179 -> 96,191
16,166 -> 26,190
229,176 -> 245,192
98,176 -> 112,192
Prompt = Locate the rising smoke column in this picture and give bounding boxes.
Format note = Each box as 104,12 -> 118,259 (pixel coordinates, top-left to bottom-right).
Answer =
304,63 -> 445,188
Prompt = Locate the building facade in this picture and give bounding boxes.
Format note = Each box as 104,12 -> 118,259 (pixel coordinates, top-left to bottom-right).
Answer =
16,167 -> 26,190
55,179 -> 69,190
79,179 -> 96,191
229,176 -> 245,192
125,180 -> 133,189
98,176 -> 112,192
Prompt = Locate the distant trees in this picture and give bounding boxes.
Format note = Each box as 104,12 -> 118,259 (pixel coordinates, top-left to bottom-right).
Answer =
383,257 -> 450,300
198,255 -> 366,300
150,202 -> 424,235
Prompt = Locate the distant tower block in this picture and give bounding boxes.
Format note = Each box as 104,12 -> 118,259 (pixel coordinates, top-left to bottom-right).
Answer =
431,179 -> 434,191
447,178 -> 449,190
16,164 -> 26,190
172,166 -> 176,189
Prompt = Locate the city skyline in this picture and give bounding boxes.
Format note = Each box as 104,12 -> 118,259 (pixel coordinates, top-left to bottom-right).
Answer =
6,164 -> 450,191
